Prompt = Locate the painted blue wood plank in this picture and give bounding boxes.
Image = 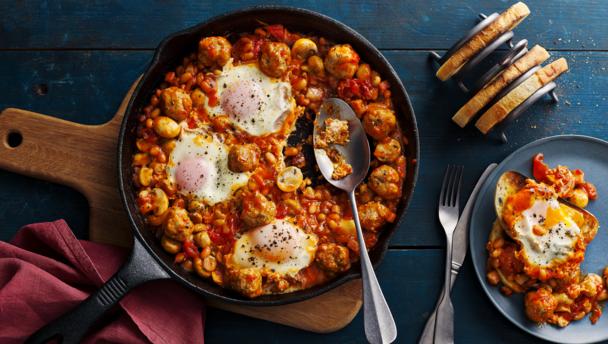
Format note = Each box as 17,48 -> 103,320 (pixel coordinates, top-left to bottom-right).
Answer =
1,0 -> 607,50
1,50 -> 607,247
205,250 -> 541,343
0,169 -> 89,240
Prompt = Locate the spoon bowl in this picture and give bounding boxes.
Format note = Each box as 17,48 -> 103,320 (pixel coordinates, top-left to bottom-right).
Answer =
313,98 -> 371,192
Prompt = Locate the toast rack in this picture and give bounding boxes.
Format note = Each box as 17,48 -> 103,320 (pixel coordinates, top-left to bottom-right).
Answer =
430,12 -> 560,144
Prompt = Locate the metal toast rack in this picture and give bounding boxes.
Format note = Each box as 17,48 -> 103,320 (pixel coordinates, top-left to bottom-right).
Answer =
430,13 -> 559,144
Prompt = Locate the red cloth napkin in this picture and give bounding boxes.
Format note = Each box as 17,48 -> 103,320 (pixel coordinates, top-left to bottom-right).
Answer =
0,220 -> 205,343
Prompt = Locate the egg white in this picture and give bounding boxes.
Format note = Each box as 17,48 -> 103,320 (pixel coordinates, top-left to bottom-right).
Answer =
231,219 -> 318,276
204,61 -> 294,136
511,197 -> 581,267
167,130 -> 249,205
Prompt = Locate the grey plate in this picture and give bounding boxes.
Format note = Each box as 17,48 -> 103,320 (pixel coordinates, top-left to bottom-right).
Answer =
470,135 -> 608,344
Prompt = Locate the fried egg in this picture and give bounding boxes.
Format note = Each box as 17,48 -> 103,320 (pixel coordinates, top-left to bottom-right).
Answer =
497,173 -> 589,269
167,130 -> 249,205
231,220 -> 318,276
204,61 -> 295,136
506,193 -> 581,266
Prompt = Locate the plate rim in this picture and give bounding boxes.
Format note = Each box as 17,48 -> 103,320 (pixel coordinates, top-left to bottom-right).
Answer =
469,134 -> 608,344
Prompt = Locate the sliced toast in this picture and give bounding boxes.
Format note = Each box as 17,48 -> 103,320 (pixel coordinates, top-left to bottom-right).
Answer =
452,45 -> 550,128
475,58 -> 569,134
436,2 -> 531,81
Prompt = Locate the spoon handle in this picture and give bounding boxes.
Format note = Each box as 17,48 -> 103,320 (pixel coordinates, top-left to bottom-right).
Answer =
349,191 -> 397,344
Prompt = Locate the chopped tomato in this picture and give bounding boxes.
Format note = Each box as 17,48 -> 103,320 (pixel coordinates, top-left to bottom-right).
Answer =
266,24 -> 287,42
583,182 -> 598,200
183,240 -> 199,260
337,78 -> 376,100
532,153 -> 549,181
276,203 -> 288,219
187,116 -> 197,129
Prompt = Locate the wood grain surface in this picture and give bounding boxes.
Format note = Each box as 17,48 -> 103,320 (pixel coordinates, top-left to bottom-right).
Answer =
3,0 -> 607,50
0,82 -> 363,334
2,1 -> 608,342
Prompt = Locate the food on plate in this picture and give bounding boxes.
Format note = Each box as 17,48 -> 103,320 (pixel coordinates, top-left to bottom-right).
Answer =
486,153 -> 606,327
436,2 -> 530,81
452,45 -> 550,127
532,153 -> 597,208
475,58 -> 569,134
132,24 -> 408,297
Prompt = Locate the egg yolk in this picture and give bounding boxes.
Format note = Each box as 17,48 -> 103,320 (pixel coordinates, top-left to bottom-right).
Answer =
251,224 -> 297,263
175,157 -> 216,193
221,80 -> 265,124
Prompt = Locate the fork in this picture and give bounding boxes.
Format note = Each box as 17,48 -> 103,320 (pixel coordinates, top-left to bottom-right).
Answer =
433,165 -> 463,344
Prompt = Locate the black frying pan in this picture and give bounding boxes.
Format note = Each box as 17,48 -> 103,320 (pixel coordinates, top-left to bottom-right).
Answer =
27,6 -> 419,343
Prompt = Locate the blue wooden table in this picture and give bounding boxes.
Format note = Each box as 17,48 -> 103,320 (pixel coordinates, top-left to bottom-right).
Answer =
1,1 -> 607,342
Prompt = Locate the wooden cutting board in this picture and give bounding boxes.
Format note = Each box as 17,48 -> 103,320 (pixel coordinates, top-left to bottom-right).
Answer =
0,80 -> 362,333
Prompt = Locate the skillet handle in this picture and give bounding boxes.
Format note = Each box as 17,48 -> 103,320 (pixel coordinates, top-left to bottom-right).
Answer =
25,239 -> 170,344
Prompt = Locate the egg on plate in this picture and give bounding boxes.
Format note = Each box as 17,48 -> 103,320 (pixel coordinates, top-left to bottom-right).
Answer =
204,60 -> 296,136
494,171 -> 599,279
230,219 -> 318,276
167,130 -> 250,205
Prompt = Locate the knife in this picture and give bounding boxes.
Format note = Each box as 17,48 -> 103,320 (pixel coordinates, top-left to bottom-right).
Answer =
418,163 -> 498,344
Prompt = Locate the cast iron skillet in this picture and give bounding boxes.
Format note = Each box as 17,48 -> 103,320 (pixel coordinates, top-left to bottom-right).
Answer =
27,6 -> 419,343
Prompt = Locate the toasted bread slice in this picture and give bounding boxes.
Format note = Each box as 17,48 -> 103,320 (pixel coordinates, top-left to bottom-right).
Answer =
452,45 -> 550,128
436,2 -> 530,81
475,58 -> 568,134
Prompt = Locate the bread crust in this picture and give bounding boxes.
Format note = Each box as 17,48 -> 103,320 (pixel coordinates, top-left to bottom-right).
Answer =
475,58 -> 569,134
452,45 -> 550,128
436,2 -> 531,81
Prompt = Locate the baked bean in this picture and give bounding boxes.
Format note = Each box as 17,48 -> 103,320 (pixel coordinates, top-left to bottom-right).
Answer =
161,235 -> 181,254
181,259 -> 194,272
568,188 -> 589,208
133,153 -> 150,166
487,270 -> 500,285
194,258 -> 210,278
191,88 -> 206,108
203,256 -> 217,272
138,167 -> 153,186
307,55 -> 325,76
356,63 -> 371,81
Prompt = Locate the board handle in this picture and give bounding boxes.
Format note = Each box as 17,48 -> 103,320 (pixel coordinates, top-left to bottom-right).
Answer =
25,239 -> 169,344
0,108 -> 132,246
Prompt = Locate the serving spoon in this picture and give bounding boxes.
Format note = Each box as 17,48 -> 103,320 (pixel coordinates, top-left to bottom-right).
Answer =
313,98 -> 397,344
